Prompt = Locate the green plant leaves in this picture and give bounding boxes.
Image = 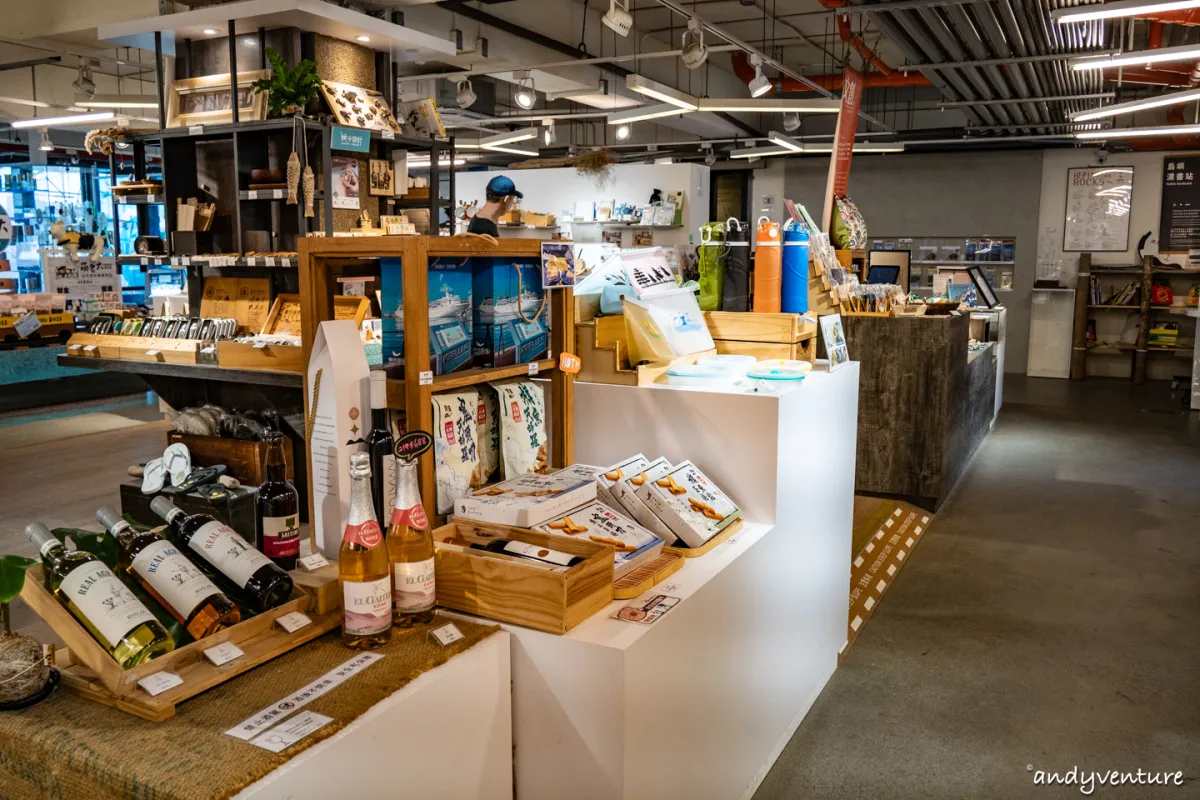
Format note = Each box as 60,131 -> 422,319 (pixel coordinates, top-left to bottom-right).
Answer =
0,555 -> 37,604
254,47 -> 322,117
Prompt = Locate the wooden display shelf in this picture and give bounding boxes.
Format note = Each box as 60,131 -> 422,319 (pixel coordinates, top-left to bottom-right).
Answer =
57,354 -> 304,387
1088,305 -> 1141,310
383,359 -> 558,410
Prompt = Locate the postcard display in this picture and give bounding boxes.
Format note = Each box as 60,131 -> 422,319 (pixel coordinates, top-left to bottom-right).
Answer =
487,367 -> 862,800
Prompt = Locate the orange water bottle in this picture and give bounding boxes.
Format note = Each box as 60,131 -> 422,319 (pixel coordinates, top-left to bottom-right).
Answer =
754,216 -> 782,313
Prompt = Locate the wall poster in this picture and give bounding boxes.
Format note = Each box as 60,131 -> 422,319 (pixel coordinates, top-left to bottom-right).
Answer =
1158,156 -> 1200,253
1063,166 -> 1133,252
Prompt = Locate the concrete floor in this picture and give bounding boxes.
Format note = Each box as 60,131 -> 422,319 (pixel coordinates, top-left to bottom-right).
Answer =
755,376 -> 1200,799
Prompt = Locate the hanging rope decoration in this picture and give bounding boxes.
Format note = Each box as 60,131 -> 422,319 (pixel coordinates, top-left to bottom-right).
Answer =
301,116 -> 315,218
287,115 -> 301,205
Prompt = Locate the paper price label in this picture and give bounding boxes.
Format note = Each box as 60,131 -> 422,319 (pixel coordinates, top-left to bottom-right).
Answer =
418,370 -> 433,386
189,125 -> 204,136
265,257 -> 276,266
253,341 -> 268,349
382,130 -> 395,140
249,711 -> 333,753
275,611 -> 312,633
145,349 -> 161,358
140,257 -> 149,266
273,189 -> 284,199
181,256 -> 191,266
299,553 -> 329,572
248,190 -> 258,200
429,623 -> 464,647
203,641 -> 245,666
528,361 -> 539,375
13,312 -> 41,339
138,671 -> 183,696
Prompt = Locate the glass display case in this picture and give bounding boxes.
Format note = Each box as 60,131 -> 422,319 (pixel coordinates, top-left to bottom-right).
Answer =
868,235 -> 1015,294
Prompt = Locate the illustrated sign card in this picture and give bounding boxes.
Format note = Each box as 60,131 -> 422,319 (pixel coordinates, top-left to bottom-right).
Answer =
331,156 -> 360,210
820,313 -> 850,371
1065,165 -> 1134,252
541,241 -> 576,289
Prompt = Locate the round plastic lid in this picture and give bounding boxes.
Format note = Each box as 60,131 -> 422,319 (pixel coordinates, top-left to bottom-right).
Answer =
752,359 -> 812,373
697,354 -> 757,372
665,364 -> 727,379
746,365 -> 808,381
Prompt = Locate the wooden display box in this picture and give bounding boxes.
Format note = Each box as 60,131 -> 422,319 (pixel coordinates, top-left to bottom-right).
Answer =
120,337 -> 201,364
704,311 -> 817,362
433,518 -> 614,634
216,341 -> 305,372
20,561 -> 340,722
165,431 -> 295,484
65,333 -> 124,359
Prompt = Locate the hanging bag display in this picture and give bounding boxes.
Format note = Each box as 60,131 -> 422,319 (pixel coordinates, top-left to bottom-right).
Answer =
697,221 -> 725,311
753,216 -> 782,313
781,219 -> 810,314
722,218 -> 750,312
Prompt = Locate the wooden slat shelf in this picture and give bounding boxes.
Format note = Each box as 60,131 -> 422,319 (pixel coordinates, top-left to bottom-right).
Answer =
384,360 -> 558,410
57,355 -> 304,387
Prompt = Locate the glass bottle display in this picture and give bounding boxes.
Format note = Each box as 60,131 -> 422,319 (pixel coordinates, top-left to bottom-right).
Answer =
339,452 -> 392,649
255,433 -> 301,570
386,458 -> 435,627
367,371 -> 397,527
474,538 -> 584,568
96,506 -> 240,640
151,497 -> 293,613
25,522 -> 174,668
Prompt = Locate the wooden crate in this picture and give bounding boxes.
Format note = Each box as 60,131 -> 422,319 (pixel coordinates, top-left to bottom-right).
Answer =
433,518 -> 614,634
216,340 -> 305,372
120,337 -> 201,364
704,311 -> 817,362
65,332 -> 125,359
21,563 -> 339,722
167,430 -> 294,484
713,339 -> 815,362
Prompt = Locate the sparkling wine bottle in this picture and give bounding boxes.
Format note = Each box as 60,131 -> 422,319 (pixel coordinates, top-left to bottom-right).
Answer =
151,497 -> 294,613
256,432 -> 300,570
386,458 -> 435,627
339,452 -> 392,649
26,523 -> 174,668
96,506 -> 240,640
367,371 -> 397,527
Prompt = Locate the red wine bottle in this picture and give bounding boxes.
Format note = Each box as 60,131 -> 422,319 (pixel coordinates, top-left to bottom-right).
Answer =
256,433 -> 300,570
367,371 -> 396,527
151,497 -> 293,612
475,538 -> 585,568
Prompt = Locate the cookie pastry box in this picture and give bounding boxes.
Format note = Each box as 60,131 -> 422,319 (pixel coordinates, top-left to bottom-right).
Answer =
611,457 -> 679,545
532,501 -> 665,579
638,460 -> 742,548
455,472 -> 598,528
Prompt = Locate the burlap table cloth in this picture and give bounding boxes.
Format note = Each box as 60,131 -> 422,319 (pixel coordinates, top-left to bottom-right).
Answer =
0,616 -> 499,799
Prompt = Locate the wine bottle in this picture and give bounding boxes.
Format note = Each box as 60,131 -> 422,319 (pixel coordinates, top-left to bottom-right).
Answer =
339,452 -> 392,649
26,523 -> 174,668
386,458 -> 435,627
476,538 -> 585,568
96,506 -> 240,640
151,497 -> 293,613
255,432 -> 301,570
367,371 -> 396,527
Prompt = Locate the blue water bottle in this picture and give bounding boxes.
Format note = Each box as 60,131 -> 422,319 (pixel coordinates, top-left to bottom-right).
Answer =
781,220 -> 810,313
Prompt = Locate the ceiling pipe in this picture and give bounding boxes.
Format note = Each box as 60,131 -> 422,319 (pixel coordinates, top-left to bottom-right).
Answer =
835,13 -> 892,75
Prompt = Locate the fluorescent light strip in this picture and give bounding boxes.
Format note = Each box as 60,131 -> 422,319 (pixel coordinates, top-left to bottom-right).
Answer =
1071,43 -> 1200,71
765,131 -> 804,152
74,94 -> 159,109
1054,0 -> 1200,23
409,158 -> 468,167
608,103 -> 689,125
698,98 -> 840,113
480,127 -> 538,147
730,146 -> 793,159
1070,87 -> 1200,121
10,111 -> 114,129
1075,123 -> 1200,140
625,75 -> 699,111
802,143 -> 906,153
481,144 -> 539,156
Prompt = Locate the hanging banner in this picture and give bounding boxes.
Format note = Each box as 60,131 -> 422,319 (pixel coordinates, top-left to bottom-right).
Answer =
821,66 -> 863,233
1159,156 -> 1200,253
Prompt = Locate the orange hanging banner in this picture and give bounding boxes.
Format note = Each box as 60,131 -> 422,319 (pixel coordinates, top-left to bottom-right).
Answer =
821,66 -> 864,232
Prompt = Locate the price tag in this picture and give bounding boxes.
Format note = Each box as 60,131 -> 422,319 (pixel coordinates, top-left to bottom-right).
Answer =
298,553 -> 330,571
253,341 -> 268,349
418,370 -> 433,386
275,611 -> 312,633
82,345 -> 98,352
273,189 -> 284,199
188,125 -> 204,136
527,361 -> 539,376
145,349 -> 161,358
13,312 -> 41,339
249,711 -> 333,753
181,256 -> 191,266
140,257 -> 148,266
248,190 -> 258,200
265,257 -> 276,267
382,130 -> 395,140
429,623 -> 465,647
138,671 -> 183,696
203,641 -> 245,666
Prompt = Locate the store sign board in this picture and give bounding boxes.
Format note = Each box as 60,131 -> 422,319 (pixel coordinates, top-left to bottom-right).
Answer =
40,254 -> 121,319
821,66 -> 863,233
333,125 -> 371,152
1159,156 -> 1200,252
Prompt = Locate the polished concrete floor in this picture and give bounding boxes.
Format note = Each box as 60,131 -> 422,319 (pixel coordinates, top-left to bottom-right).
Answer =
756,376 -> 1200,799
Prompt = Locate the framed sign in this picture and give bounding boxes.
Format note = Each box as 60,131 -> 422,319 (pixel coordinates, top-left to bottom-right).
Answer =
1159,156 -> 1200,253
1063,166 -> 1133,252
819,313 -> 850,372
166,70 -> 270,128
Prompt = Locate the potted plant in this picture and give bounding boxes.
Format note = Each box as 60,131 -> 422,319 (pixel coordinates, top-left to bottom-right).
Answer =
252,48 -> 322,117
0,554 -> 56,709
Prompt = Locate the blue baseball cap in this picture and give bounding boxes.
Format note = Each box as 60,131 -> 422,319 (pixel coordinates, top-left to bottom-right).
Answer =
486,175 -> 523,200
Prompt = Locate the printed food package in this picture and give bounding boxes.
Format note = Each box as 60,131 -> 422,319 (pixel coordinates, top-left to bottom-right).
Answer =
455,471 -> 597,528
553,463 -> 613,507
612,456 -> 678,545
492,380 -> 548,477
431,388 -> 486,515
477,385 -> 501,482
597,454 -> 649,509
638,460 -> 741,548
533,501 -> 664,579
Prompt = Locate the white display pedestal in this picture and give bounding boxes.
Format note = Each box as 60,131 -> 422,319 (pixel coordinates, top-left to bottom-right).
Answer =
488,368 -> 859,800
1190,310 -> 1200,411
1027,288 -> 1075,379
238,632 -> 513,800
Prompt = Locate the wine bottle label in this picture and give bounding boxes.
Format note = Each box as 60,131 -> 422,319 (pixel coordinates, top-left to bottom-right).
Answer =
393,558 -> 435,613
389,503 -> 428,530
343,520 -> 383,549
343,577 -> 392,635
60,563 -> 157,647
190,521 -> 274,589
261,515 -> 300,559
131,540 -> 221,619
503,541 -> 576,567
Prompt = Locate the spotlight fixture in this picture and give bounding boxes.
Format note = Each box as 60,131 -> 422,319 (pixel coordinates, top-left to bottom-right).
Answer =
543,120 -> 556,146
10,111 -> 114,129
626,74 -> 700,111
514,72 -> 536,110
38,129 -> 53,152
1069,87 -> 1200,122
703,147 -> 717,166
602,0 -> 633,37
456,79 -> 477,109
356,35 -> 370,42
202,28 -> 219,35
682,19 -> 707,70
782,111 -> 800,132
748,55 -> 772,98
615,123 -> 631,141
72,62 -> 96,98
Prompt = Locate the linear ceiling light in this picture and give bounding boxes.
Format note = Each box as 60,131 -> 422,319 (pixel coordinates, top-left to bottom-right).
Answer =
697,98 -> 840,113
1075,123 -> 1200,140
1054,0 -> 1200,23
802,143 -> 907,153
1071,43 -> 1200,71
74,94 -> 159,109
730,146 -> 793,159
481,127 -> 538,147
481,144 -> 539,156
608,103 -> 689,124
1069,87 -> 1200,121
10,111 -> 114,129
409,158 -> 470,167
765,131 -> 804,152
625,75 -> 699,111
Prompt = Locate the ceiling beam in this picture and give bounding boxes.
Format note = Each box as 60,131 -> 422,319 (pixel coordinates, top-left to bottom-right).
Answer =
0,56 -> 61,72
938,92 -> 1114,107
911,50 -> 1118,70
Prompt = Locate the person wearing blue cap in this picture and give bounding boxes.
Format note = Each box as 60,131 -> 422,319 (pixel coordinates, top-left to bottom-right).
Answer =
468,175 -> 524,237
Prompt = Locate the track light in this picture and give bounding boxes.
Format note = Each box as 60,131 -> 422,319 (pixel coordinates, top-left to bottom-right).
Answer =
72,62 -> 96,98
615,123 -> 631,141
602,0 -> 633,37
1069,87 -> 1200,122
703,147 -> 716,166
38,129 -> 53,152
782,112 -> 800,132
543,120 -> 556,146
748,55 -> 772,98
456,79 -> 477,109
514,72 -> 536,110
682,19 -> 707,70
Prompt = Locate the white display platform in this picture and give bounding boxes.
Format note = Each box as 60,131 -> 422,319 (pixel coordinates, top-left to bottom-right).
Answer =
1190,310 -> 1200,411
468,367 -> 859,800
1027,288 -> 1075,379
237,631 -> 512,800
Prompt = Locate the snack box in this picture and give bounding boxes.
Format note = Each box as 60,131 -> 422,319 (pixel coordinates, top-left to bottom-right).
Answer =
598,454 -> 650,508
532,501 -> 664,580
473,258 -> 546,367
382,256 -> 473,375
553,463 -> 613,506
612,456 -> 679,546
455,471 -> 597,528
638,460 -> 741,548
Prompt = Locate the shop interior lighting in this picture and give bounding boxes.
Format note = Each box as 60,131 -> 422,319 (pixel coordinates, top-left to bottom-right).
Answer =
607,103 -> 689,125
1069,87 -> 1200,121
75,94 -> 159,109
765,131 -> 804,153
1075,123 -> 1200,139
38,129 -> 53,151
543,120 -> 556,146
615,123 -> 632,141
802,142 -> 907,153
456,79 -> 477,109
730,145 -> 792,159
625,75 -> 699,111
748,55 -> 772,98
1054,0 -> 1200,23
697,97 -> 839,113
356,35 -> 370,42
480,127 -> 539,148
1071,43 -> 1200,71
514,72 -> 537,110
10,111 -> 114,129
72,63 -> 96,98
782,111 -> 801,132
481,144 -> 538,156
602,0 -> 633,37
682,19 -> 707,70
